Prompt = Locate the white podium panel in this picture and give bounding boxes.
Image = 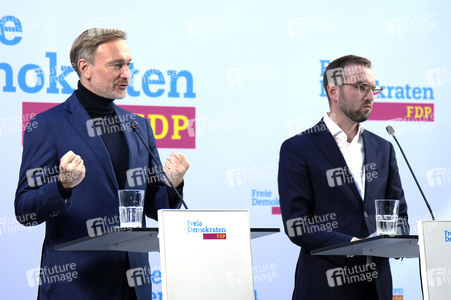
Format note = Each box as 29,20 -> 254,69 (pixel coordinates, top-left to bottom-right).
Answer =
158,209 -> 254,300
418,221 -> 451,300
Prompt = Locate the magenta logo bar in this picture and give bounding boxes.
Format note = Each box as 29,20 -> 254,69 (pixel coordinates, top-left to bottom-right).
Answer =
369,102 -> 434,121
22,102 -> 196,148
272,207 -> 281,215
203,233 -> 227,240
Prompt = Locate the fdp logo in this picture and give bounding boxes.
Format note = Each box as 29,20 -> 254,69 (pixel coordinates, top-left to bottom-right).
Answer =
0,16 -> 23,46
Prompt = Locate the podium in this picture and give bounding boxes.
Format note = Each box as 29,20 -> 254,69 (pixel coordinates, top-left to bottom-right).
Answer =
418,221 -> 451,300
56,209 -> 279,300
311,235 -> 419,258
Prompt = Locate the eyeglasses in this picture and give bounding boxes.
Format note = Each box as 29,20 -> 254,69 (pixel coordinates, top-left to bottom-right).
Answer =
341,83 -> 383,98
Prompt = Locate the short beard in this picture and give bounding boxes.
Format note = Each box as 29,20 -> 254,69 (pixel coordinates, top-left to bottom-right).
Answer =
91,84 -> 126,100
90,76 -> 127,100
340,93 -> 371,123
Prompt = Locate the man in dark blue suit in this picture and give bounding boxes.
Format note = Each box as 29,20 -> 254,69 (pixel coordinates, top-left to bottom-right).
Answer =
278,55 -> 409,300
15,28 -> 189,299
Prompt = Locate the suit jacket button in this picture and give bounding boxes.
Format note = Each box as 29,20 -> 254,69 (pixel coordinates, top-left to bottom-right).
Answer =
364,212 -> 368,218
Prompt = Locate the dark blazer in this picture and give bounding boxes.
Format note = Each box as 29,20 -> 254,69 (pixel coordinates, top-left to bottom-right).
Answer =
15,93 -> 180,299
278,120 -> 408,300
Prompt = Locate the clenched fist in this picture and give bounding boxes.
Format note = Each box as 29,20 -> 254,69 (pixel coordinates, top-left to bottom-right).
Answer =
163,153 -> 190,187
59,151 -> 86,189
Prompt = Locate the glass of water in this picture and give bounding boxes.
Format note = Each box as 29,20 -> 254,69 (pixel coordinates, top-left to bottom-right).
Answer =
118,189 -> 145,228
375,199 -> 399,235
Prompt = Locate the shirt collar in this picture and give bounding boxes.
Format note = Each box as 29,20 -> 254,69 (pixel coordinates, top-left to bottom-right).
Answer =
323,112 -> 364,142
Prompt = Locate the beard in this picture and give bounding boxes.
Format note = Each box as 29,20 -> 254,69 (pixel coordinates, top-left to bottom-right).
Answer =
339,93 -> 372,123
90,75 -> 127,99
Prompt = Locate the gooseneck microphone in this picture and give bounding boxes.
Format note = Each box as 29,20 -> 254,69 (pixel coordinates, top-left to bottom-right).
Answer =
386,125 -> 435,220
130,121 -> 188,209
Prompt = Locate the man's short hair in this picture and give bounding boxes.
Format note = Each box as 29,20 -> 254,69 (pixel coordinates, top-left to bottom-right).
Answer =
323,55 -> 372,102
70,28 -> 126,77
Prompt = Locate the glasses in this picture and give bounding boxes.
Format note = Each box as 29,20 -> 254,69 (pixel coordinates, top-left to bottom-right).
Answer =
341,83 -> 383,98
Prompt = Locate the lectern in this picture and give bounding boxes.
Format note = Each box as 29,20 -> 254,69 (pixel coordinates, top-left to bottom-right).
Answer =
418,221 -> 451,300
56,209 -> 279,300
311,235 -> 419,258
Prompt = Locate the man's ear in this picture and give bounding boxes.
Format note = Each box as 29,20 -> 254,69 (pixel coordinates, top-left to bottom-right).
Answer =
78,59 -> 91,80
327,84 -> 340,104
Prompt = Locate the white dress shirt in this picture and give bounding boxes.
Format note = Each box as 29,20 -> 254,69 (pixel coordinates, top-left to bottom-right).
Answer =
323,113 -> 366,199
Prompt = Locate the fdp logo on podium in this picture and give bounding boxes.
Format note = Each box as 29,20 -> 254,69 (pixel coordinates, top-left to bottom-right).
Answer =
186,219 -> 227,240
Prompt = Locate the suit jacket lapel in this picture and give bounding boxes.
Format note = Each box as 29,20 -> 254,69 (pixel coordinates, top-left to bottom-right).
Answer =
65,94 -> 118,189
113,106 -> 143,174
362,131 -> 378,203
312,119 -> 363,202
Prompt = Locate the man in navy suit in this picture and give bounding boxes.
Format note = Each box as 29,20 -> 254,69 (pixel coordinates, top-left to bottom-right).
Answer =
278,55 -> 409,300
15,28 -> 189,299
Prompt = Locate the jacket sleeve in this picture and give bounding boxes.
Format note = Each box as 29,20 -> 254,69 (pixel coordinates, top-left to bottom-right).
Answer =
15,116 -> 70,226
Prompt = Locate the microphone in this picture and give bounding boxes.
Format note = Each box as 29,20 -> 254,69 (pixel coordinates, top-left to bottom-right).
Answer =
386,125 -> 434,220
130,121 -> 188,209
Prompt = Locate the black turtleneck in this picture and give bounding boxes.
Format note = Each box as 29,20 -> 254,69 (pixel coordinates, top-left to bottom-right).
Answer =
75,81 -> 130,190
76,82 -> 137,298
